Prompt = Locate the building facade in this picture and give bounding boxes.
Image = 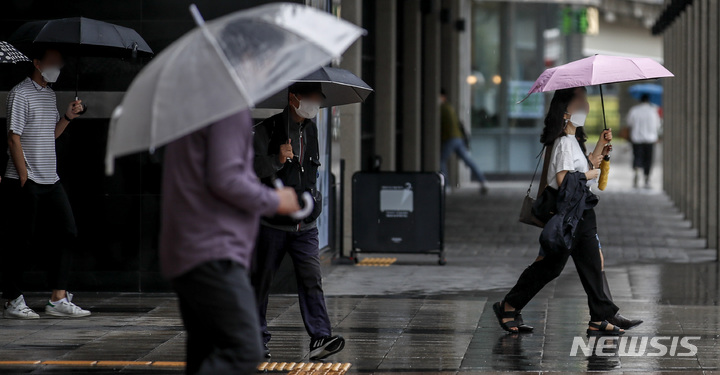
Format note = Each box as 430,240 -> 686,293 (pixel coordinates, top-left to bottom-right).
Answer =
0,0 -> 473,291
654,0 -> 720,257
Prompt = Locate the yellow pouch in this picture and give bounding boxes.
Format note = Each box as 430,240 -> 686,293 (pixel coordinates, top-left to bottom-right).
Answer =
598,157 -> 610,191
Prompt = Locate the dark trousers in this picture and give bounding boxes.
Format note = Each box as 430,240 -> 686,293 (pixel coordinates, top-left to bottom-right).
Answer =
504,209 -> 619,321
632,142 -> 655,177
0,179 -> 77,300
251,226 -> 331,344
172,260 -> 263,375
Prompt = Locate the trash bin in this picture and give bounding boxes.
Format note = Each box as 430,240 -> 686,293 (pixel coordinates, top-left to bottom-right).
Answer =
351,172 -> 446,265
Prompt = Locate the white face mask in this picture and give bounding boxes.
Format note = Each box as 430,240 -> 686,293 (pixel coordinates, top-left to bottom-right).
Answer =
39,66 -> 61,83
292,95 -> 320,119
566,110 -> 587,127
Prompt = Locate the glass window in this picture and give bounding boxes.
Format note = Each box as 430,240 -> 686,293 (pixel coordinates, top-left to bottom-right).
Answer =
470,2 -> 501,129
509,4 -> 544,128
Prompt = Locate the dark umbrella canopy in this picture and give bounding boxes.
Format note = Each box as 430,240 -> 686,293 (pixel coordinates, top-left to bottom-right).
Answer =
256,66 -> 373,109
9,17 -> 153,58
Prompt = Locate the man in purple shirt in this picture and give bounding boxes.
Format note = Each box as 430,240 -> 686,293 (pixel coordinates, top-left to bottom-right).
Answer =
159,109 -> 300,375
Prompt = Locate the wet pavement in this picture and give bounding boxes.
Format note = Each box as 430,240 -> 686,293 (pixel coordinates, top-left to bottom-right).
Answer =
1,144 -> 720,374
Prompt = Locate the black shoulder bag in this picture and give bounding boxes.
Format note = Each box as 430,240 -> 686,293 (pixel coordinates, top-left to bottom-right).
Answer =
519,145 -> 558,228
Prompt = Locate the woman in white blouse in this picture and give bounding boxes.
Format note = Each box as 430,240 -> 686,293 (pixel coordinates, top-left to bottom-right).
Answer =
493,87 -> 631,336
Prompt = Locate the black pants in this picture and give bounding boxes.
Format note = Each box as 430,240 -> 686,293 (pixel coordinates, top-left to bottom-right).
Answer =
172,260 -> 263,375
0,179 -> 77,300
251,226 -> 331,345
632,142 -> 654,177
504,209 -> 619,321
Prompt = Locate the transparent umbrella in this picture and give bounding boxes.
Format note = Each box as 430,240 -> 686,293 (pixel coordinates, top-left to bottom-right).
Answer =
105,2 -> 364,174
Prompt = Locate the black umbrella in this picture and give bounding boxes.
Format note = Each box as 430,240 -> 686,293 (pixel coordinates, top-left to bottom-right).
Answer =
0,41 -> 29,64
256,66 -> 373,109
8,17 -> 153,58
9,17 -> 154,112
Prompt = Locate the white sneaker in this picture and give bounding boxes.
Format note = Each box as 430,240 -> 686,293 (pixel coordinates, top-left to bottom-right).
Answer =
4,295 -> 40,319
45,293 -> 91,318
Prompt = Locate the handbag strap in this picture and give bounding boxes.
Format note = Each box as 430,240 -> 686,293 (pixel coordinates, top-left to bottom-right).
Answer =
537,144 -> 553,198
526,144 -> 553,198
526,147 -> 545,196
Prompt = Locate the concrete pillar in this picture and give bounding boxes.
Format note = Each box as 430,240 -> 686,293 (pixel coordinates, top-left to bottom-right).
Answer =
669,19 -> 678,202
422,0 -> 442,172
692,1 -> 701,229
564,5 -> 585,63
456,0 -> 473,185
706,0 -> 718,250
698,0 -> 709,239
497,2 -> 514,172
681,12 -> 690,217
402,0 -> 423,171
338,0 -> 362,253
680,15 -> 687,211
441,0 -> 459,185
663,18 -> 672,199
373,0 -> 397,171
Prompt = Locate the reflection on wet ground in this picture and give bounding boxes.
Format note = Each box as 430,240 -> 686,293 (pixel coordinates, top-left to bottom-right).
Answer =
0,177 -> 718,374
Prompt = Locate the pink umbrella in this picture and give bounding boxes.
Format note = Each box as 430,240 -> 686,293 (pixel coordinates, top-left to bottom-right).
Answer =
520,54 -> 674,191
523,55 -> 674,99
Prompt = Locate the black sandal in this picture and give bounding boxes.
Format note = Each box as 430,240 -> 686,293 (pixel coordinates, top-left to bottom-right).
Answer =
514,311 -> 534,333
587,320 -> 624,336
493,301 -> 533,333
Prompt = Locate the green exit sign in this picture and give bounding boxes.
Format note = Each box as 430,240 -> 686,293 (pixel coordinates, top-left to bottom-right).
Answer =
561,7 -> 598,35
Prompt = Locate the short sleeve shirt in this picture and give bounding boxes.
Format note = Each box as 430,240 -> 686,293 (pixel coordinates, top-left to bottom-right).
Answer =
546,134 -> 595,189
627,103 -> 661,143
5,77 -> 61,184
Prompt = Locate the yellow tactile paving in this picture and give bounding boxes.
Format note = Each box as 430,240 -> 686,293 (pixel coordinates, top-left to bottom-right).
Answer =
0,359 -> 184,368
356,257 -> 397,266
96,360 -> 153,366
0,361 -> 41,365
151,361 -> 186,367
258,362 -> 352,374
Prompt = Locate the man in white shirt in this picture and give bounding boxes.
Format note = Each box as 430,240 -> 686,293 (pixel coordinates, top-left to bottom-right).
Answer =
626,94 -> 661,188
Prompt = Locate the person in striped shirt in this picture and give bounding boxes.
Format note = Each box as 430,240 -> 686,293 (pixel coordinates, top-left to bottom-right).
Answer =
0,47 -> 90,319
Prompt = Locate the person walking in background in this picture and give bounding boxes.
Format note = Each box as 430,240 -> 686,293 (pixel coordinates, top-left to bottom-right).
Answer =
159,109 -> 301,374
252,82 -> 344,361
439,89 -> 489,194
626,93 -> 661,189
1,47 -> 89,319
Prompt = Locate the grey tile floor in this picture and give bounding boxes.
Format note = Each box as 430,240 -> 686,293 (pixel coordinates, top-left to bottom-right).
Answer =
1,146 -> 719,374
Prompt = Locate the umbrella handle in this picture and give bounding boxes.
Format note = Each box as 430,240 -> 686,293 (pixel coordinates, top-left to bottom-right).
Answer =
273,179 -> 314,220
75,96 -> 88,115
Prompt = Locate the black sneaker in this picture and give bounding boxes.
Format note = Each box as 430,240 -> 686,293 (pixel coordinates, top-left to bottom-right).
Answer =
263,343 -> 271,358
309,335 -> 345,360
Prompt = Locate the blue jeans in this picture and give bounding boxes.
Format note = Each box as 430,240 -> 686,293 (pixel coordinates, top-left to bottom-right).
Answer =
440,138 -> 487,184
